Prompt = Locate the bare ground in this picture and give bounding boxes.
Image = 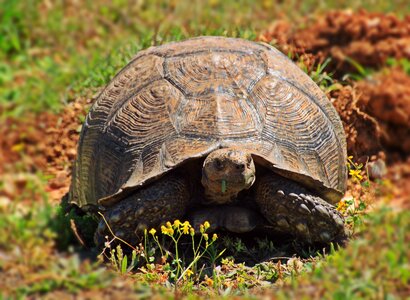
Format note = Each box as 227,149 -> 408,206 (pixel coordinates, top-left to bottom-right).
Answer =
260,9 -> 410,76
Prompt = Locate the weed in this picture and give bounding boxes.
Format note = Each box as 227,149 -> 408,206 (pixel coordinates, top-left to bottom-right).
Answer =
343,57 -> 375,81
298,57 -> 342,93
308,58 -> 338,92
346,155 -> 366,184
338,156 -> 371,234
99,217 -> 224,288
108,245 -> 140,275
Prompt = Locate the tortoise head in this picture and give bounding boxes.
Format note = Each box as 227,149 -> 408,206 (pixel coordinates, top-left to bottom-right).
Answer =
201,148 -> 256,204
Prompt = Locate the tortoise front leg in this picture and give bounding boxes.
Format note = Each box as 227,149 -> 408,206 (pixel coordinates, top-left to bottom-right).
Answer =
95,173 -> 190,248
254,174 -> 346,243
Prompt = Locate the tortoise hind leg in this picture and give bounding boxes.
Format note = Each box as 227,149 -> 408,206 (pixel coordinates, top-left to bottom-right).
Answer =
254,174 -> 346,243
95,173 -> 190,248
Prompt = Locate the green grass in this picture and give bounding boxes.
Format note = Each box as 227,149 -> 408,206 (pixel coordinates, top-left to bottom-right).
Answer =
278,209 -> 410,299
1,0 -> 410,117
1,184 -> 407,299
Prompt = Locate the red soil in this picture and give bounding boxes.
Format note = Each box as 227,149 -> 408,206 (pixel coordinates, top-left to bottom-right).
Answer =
0,99 -> 90,202
260,10 -> 410,76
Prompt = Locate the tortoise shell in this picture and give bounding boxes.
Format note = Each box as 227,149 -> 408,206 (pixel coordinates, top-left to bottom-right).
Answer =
69,36 -> 347,208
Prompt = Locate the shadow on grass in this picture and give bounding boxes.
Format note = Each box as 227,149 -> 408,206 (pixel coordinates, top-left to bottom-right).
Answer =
54,193 -> 343,269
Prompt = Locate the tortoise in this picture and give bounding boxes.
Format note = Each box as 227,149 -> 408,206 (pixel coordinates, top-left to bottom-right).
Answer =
68,36 -> 347,246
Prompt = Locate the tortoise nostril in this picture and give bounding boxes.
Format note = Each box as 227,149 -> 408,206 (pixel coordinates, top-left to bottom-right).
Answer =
236,163 -> 245,170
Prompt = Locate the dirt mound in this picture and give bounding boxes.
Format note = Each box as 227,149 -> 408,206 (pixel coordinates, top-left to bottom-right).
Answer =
260,10 -> 410,76
0,99 -> 90,202
330,85 -> 383,160
330,67 -> 410,161
355,68 -> 410,158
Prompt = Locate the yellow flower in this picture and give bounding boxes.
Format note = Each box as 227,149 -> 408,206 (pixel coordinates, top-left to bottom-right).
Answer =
212,233 -> 218,241
166,221 -> 172,228
184,269 -> 194,279
349,169 -> 363,181
203,233 -> 209,241
336,200 -> 347,212
182,221 -> 191,234
149,228 -> 156,236
189,227 -> 195,236
205,276 -> 214,286
199,224 -> 205,234
161,225 -> 168,234
173,219 -> 181,228
203,221 -> 210,230
161,225 -> 174,235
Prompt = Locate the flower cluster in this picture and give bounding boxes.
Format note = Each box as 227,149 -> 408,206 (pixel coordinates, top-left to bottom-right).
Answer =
144,219 -> 221,284
148,219 -> 218,242
349,169 -> 363,182
336,199 -> 348,212
199,221 -> 210,234
150,219 -> 194,237
183,269 -> 194,279
347,155 -> 364,183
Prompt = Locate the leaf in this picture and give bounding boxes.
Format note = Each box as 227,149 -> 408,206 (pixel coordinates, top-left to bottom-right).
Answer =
128,250 -> 137,272
358,201 -> 366,211
345,199 -> 354,206
121,255 -> 128,275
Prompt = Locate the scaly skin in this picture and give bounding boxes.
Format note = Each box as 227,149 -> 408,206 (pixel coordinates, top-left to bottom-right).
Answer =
94,173 -> 190,248
254,173 -> 346,243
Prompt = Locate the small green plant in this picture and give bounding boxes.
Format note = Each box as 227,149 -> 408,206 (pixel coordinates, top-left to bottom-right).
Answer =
309,58 -> 336,90
99,216 -> 225,287
341,197 -> 367,232
344,57 -> 374,81
346,155 -> 365,183
108,245 -> 140,275
299,57 -> 341,93
337,156 -> 370,233
15,255 -> 113,297
152,220 -> 223,283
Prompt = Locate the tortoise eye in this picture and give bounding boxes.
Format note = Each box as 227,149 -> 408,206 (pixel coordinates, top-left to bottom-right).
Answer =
214,159 -> 223,170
